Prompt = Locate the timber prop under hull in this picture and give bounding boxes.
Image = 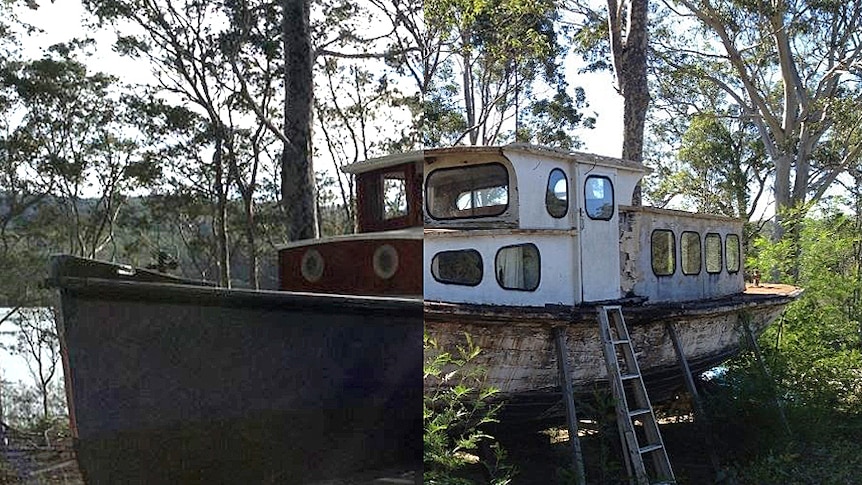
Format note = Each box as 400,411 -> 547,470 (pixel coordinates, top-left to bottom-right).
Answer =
50,256 -> 423,484
424,285 -> 801,427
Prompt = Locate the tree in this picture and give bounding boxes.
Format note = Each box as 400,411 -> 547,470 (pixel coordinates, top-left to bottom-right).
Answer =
663,0 -> 862,237
607,0 -> 649,166
425,0 -> 593,148
12,308 -> 60,421
280,0 -> 317,241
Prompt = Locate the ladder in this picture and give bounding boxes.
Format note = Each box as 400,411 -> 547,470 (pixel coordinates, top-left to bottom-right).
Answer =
597,306 -> 675,485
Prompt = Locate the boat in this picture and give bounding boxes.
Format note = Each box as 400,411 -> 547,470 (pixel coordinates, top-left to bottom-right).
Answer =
51,142 -> 800,481
414,144 -> 800,426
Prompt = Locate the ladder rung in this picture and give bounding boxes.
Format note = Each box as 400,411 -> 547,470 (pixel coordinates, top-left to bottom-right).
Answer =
639,443 -> 664,454
629,408 -> 651,417
612,339 -> 629,344
621,373 -> 640,380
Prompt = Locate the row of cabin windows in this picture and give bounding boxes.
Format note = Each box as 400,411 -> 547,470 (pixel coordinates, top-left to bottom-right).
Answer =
430,243 -> 540,291
651,230 -> 740,277
425,162 -> 616,222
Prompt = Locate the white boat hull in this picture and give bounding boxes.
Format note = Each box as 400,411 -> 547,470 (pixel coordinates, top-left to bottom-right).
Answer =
425,285 -> 800,426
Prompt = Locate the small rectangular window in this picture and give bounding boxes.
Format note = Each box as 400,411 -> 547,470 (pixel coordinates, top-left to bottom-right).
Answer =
495,244 -> 540,291
431,249 -> 483,286
726,234 -> 741,273
705,233 -> 722,274
651,229 -> 675,276
681,231 -> 701,275
382,172 -> 408,219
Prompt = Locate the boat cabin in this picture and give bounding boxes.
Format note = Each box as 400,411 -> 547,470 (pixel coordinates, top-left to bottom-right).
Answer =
278,143 -> 745,306
422,144 -> 745,306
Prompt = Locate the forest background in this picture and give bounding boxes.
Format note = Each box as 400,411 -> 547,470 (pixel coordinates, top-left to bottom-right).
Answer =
0,0 -> 861,482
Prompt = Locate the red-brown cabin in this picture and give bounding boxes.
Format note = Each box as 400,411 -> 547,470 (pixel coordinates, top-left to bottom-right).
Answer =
278,152 -> 423,297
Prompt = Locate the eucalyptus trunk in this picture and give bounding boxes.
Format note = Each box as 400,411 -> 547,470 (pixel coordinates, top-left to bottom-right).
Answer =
282,0 -> 318,241
608,0 -> 649,205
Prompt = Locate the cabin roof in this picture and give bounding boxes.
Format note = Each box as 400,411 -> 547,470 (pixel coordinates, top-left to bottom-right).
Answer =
342,144 -> 650,175
275,227 -> 423,250
341,151 -> 423,174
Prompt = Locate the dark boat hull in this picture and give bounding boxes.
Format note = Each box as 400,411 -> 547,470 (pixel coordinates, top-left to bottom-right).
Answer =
51,256 -> 422,484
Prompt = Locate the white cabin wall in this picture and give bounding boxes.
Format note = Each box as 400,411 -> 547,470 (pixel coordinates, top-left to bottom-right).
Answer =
620,207 -> 745,302
503,152 -> 575,230
424,232 -> 577,306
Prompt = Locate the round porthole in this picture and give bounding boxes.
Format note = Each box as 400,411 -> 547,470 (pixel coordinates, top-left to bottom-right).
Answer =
373,244 -> 399,280
300,249 -> 324,282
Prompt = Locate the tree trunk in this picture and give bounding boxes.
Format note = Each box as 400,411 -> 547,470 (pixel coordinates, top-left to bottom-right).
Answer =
282,0 -> 318,241
213,137 -> 231,287
608,0 -> 649,205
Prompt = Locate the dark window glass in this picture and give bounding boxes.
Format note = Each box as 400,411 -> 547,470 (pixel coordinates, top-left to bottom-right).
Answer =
426,163 -> 509,219
651,230 -> 675,276
585,176 -> 614,220
681,231 -> 702,275
546,169 -> 568,218
431,249 -> 483,286
705,233 -> 722,274
495,244 -> 540,291
726,234 -> 741,273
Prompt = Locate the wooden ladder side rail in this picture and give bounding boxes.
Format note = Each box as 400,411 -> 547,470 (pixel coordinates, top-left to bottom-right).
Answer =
664,321 -> 722,476
552,326 -> 587,485
740,315 -> 792,436
598,306 -> 676,485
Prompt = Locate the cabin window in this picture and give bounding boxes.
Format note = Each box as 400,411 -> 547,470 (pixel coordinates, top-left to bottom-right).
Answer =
382,172 -> 408,219
495,243 -> 540,291
431,249 -> 483,286
546,169 -> 568,218
584,176 -> 614,220
726,234 -> 741,273
426,163 -> 509,219
681,231 -> 702,275
705,233 -> 722,274
651,229 -> 675,276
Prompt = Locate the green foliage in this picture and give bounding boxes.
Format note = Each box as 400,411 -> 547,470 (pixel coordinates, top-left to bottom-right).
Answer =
424,332 -> 515,484
706,207 -> 862,482
424,0 -> 591,147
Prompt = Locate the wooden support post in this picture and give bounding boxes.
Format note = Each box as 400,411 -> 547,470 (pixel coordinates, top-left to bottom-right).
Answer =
553,326 -> 586,485
741,316 -> 792,436
665,321 -> 722,475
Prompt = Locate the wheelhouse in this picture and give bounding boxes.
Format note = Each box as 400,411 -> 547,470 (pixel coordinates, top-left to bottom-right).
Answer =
277,152 -> 423,297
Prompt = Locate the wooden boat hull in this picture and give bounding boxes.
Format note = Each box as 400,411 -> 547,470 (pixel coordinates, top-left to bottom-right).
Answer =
424,286 -> 800,427
50,256 -> 423,484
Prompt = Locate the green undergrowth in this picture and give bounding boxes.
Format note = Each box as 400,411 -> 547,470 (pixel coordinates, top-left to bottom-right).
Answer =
424,332 -> 516,484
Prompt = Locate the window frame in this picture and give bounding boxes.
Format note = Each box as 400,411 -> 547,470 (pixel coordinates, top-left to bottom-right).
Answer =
584,175 -> 615,221
651,229 -> 676,277
705,233 -> 723,274
680,231 -> 702,276
430,249 -> 484,286
546,168 -> 569,218
725,233 -> 741,274
425,162 -> 510,220
494,243 -> 541,292
381,171 -> 409,220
